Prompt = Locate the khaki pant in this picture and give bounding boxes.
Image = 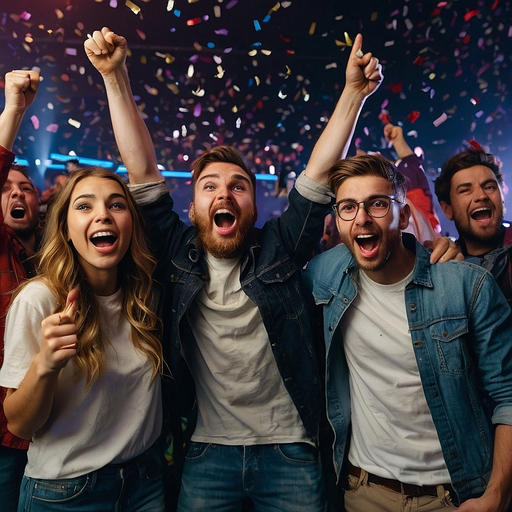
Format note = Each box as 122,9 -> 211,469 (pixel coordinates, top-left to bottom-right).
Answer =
344,470 -> 457,512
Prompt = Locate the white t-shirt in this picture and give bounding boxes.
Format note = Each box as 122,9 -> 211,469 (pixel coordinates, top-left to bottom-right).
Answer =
187,254 -> 309,445
342,269 -> 450,486
0,280 -> 162,479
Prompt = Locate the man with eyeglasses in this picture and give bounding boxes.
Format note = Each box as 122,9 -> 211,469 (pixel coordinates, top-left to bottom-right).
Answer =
304,153 -> 512,512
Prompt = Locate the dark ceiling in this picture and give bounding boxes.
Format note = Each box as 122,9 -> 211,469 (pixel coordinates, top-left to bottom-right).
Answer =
1,0 -> 512,222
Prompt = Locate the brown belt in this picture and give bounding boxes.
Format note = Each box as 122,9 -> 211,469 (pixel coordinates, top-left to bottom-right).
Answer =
348,463 -> 455,498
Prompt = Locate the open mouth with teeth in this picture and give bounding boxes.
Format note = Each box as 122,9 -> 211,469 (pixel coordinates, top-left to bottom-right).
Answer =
90,232 -> 118,248
10,207 -> 26,219
355,233 -> 379,258
214,210 -> 237,235
470,207 -> 492,222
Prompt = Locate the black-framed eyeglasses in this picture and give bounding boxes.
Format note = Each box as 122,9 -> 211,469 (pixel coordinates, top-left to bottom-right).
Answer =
332,195 -> 402,221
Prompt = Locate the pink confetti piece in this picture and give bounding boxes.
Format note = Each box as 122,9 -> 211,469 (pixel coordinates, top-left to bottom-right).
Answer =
45,123 -> 59,133
30,115 -> 39,129
433,113 -> 448,127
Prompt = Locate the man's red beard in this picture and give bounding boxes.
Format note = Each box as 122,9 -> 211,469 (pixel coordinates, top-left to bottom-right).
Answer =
194,206 -> 256,259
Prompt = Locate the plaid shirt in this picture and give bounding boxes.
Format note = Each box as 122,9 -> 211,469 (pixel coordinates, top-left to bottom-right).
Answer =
0,146 -> 31,450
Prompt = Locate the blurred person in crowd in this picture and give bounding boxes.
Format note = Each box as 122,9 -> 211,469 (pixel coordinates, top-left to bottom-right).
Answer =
383,123 -> 441,238
65,158 -> 81,174
0,69 -> 41,512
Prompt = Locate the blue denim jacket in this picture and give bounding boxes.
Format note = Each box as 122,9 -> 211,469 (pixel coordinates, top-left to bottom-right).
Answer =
303,234 -> 512,504
136,183 -> 330,440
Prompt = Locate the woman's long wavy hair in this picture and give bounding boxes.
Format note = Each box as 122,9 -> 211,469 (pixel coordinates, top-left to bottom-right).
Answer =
35,167 -> 163,389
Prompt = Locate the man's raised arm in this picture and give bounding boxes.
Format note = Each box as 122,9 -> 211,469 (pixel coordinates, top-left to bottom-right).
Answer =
0,70 -> 40,151
304,33 -> 382,185
84,27 -> 161,184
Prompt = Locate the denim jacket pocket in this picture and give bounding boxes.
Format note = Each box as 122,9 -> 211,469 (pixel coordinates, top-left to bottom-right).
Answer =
430,318 -> 470,374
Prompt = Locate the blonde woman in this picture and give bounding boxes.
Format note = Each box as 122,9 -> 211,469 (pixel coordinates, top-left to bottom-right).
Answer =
0,167 -> 164,512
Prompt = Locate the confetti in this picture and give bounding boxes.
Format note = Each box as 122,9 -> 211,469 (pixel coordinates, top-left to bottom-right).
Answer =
125,0 -> 141,15
433,113 -> 448,127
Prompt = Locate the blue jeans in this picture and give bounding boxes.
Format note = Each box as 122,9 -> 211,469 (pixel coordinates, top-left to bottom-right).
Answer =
0,445 -> 27,512
177,442 -> 326,512
17,445 -> 165,512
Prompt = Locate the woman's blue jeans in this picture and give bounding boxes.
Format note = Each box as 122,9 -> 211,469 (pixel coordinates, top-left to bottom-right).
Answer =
177,442 -> 326,512
17,446 -> 165,512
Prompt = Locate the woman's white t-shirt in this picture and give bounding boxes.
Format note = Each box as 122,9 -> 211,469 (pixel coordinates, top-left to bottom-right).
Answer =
0,280 -> 162,479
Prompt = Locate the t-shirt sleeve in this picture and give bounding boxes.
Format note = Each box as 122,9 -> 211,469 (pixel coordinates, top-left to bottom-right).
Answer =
0,283 -> 55,389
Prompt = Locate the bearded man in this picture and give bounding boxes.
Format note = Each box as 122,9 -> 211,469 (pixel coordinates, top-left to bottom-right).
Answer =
435,147 -> 511,308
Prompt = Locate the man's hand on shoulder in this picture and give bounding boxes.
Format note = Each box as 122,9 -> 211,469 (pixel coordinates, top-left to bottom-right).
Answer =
425,237 -> 464,264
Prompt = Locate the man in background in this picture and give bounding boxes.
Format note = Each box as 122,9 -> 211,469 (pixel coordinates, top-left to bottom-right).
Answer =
0,69 -> 41,512
435,147 -> 511,307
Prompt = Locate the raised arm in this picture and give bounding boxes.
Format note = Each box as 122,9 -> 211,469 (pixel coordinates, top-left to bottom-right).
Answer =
304,33 -> 383,185
383,123 -> 414,159
84,28 -> 161,184
0,70 -> 40,150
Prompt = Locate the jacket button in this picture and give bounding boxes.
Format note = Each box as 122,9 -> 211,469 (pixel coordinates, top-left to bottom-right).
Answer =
275,273 -> 280,278
413,339 -> 422,347
329,326 -> 333,331
409,303 -> 417,312
343,297 -> 349,303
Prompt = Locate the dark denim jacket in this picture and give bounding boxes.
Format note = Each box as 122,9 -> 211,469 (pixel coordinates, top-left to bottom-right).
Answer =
304,234 -> 512,504
139,185 -> 329,440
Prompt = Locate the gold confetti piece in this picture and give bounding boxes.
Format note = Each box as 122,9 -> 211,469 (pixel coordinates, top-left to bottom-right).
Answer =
55,8 -> 64,19
254,76 -> 261,85
215,66 -> 225,79
167,0 -> 174,11
261,49 -> 272,56
166,83 -> 179,94
344,32 -> 353,46
125,0 -> 141,15
187,64 -> 194,78
248,49 -> 257,56
284,65 -> 291,79
309,22 -> 316,35
144,85 -> 159,96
